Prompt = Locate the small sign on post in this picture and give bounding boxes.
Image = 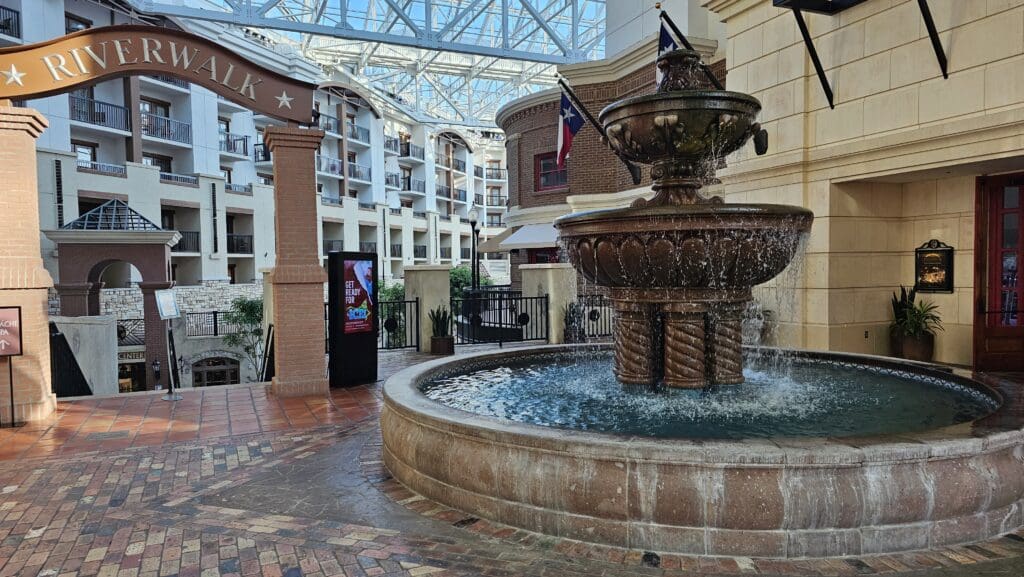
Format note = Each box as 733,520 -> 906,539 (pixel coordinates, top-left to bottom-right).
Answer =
0,307 -> 24,428
154,290 -> 182,401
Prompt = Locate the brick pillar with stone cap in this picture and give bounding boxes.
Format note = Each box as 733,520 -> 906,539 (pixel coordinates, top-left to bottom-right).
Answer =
0,103 -> 56,422
264,126 -> 329,397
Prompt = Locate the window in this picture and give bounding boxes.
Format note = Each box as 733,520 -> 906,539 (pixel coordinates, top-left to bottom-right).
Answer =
72,141 -> 97,165
535,152 -> 566,191
258,173 -> 274,186
528,248 -> 560,264
348,189 -> 358,198
220,166 -> 232,184
161,210 -> 175,230
142,153 -> 172,173
65,13 -> 91,34
139,98 -> 170,118
191,357 -> 240,387
218,118 -> 230,134
347,152 -> 357,163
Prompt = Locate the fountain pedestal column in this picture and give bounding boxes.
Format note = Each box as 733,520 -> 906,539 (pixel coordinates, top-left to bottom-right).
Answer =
662,303 -> 707,388
610,298 -> 656,385
709,302 -> 746,385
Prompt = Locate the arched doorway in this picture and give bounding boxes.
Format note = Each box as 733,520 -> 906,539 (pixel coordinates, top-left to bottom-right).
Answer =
191,357 -> 241,387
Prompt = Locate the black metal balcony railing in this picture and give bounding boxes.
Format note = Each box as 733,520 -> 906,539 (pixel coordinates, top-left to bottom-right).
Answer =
318,112 -> 340,133
117,318 -> 144,347
359,241 -> 377,253
486,168 -> 507,179
385,172 -> 401,188
225,182 -> 253,195
219,132 -> 249,155
389,207 -> 402,216
359,202 -> 375,211
141,113 -> 192,144
452,158 -> 466,172
400,143 -> 424,160
390,244 -> 402,257
347,123 -> 371,143
254,143 -> 271,162
316,154 -> 344,177
226,234 -> 253,254
488,196 -> 508,206
461,247 -> 472,260
474,165 -> 484,178
384,135 -> 400,154
474,194 -> 484,205
403,178 -> 426,193
173,231 -> 201,253
436,184 -> 452,198
76,160 -> 126,177
185,312 -> 240,337
323,239 -> 344,254
435,154 -> 450,168
440,247 -> 452,258
160,172 -> 199,187
413,211 -> 427,219
347,162 -> 371,181
0,6 -> 21,39
149,75 -> 188,88
454,188 -> 468,202
413,245 -> 427,258
69,96 -> 130,132
486,219 -> 505,227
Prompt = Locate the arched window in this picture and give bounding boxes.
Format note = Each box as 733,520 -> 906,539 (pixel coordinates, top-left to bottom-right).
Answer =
191,357 -> 240,387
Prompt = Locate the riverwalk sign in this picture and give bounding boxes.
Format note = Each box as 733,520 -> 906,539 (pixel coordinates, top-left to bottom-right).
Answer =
0,307 -> 22,358
0,25 -> 315,124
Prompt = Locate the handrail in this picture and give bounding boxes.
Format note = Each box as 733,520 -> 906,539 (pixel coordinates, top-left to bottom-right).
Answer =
142,112 -> 192,144
68,96 -> 130,131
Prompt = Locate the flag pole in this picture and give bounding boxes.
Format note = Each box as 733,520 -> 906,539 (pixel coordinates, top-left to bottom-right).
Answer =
656,4 -> 724,90
557,76 -> 642,185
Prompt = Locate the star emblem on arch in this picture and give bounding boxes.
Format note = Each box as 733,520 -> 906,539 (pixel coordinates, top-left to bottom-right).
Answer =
2,64 -> 25,86
275,91 -> 293,109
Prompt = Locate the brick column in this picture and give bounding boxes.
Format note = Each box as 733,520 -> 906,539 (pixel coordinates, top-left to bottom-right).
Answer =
139,282 -> 172,389
54,282 -> 103,317
0,104 -> 56,422
265,126 -> 328,397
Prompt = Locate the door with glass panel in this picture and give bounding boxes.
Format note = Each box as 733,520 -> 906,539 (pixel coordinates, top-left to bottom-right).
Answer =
976,176 -> 1024,371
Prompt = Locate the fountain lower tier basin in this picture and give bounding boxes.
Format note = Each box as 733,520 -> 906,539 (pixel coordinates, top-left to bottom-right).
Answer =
555,204 -> 813,289
382,345 -> 1024,558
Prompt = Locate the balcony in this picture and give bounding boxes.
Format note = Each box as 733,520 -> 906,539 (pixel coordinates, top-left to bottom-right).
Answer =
346,123 -> 371,144
321,194 -> 343,206
436,155 -> 450,168
69,96 -> 130,132
440,247 -> 452,259
219,133 -> 249,156
172,231 -> 201,253
160,172 -> 199,187
359,241 -> 377,253
225,183 -> 253,195
461,247 -> 472,260
436,184 -> 452,198
318,112 -> 340,134
141,113 -> 192,144
486,219 -> 505,228
402,178 -> 426,194
0,6 -> 21,39
452,158 -> 466,173
359,202 -> 376,211
148,75 -> 188,89
439,214 -> 451,222
323,239 -> 344,255
400,143 -> 425,161
454,188 -> 468,202
413,211 -> 427,219
254,143 -> 271,162
487,196 -> 508,206
413,245 -> 427,259
384,135 -> 400,155
474,194 -> 483,205
347,162 -> 372,182
76,160 -> 126,178
390,244 -> 402,257
385,172 -> 401,188
474,166 -> 484,178
486,168 -> 507,179
227,234 -> 253,254
389,207 -> 402,216
316,154 -> 344,178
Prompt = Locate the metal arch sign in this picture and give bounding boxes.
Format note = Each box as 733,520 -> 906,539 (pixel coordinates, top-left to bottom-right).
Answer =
0,25 -> 314,125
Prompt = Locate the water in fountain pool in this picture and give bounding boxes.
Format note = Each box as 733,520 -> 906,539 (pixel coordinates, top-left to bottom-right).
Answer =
420,351 -> 997,439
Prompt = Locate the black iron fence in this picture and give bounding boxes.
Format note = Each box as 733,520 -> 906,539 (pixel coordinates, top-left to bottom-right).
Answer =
116,318 -> 145,347
379,299 -> 419,350
173,231 -> 201,253
141,113 -> 192,144
227,234 -> 253,254
451,293 -> 548,345
69,96 -> 130,131
254,143 -> 271,162
0,6 -> 21,39
185,312 -> 240,337
576,294 -> 613,340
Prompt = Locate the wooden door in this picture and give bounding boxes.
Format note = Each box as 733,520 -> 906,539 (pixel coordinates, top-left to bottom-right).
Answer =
975,175 -> 1024,371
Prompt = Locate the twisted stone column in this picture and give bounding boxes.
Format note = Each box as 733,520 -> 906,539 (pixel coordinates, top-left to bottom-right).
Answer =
709,303 -> 745,385
612,299 -> 655,385
662,304 -> 706,388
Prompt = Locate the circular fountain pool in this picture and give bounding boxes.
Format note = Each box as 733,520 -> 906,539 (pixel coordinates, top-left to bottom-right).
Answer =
421,350 -> 996,439
382,345 -> 1024,558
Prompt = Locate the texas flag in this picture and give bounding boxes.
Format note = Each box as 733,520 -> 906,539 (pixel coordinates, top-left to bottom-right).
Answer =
557,91 -> 585,169
656,20 -> 678,85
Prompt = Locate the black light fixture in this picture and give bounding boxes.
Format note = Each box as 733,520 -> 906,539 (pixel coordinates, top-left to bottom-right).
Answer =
151,358 -> 161,387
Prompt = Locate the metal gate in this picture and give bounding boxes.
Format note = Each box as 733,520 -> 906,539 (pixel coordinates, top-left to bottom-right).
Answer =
379,299 -> 419,350
578,294 -> 614,340
451,293 -> 548,345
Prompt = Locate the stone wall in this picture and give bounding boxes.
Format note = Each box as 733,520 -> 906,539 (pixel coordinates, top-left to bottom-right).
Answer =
49,281 -> 267,319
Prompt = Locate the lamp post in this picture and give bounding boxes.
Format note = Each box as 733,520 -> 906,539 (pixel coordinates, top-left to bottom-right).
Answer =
468,211 -> 480,291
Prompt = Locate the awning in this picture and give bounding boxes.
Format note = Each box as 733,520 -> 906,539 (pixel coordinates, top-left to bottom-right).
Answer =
479,223 -> 559,253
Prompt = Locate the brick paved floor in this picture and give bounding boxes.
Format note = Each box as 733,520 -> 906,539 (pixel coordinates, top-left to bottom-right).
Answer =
0,348 -> 1023,577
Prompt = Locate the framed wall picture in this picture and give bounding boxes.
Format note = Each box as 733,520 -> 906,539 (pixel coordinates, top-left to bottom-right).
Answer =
915,239 -> 954,293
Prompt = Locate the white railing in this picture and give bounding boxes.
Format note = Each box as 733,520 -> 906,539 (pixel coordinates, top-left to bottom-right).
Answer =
76,160 -> 126,177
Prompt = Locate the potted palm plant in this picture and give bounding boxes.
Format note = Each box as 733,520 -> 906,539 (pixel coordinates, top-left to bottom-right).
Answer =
894,300 -> 944,362
889,286 -> 917,357
428,305 -> 454,355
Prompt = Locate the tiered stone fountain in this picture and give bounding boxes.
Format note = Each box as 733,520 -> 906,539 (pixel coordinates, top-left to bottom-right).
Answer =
555,49 -> 812,388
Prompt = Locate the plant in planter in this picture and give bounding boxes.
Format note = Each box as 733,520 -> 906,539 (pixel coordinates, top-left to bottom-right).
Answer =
894,300 -> 944,362
428,305 -> 455,355
563,302 -> 586,344
889,285 -> 917,357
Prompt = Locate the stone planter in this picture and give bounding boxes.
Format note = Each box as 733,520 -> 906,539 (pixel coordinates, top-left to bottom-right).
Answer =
430,335 -> 454,355
901,333 -> 935,362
